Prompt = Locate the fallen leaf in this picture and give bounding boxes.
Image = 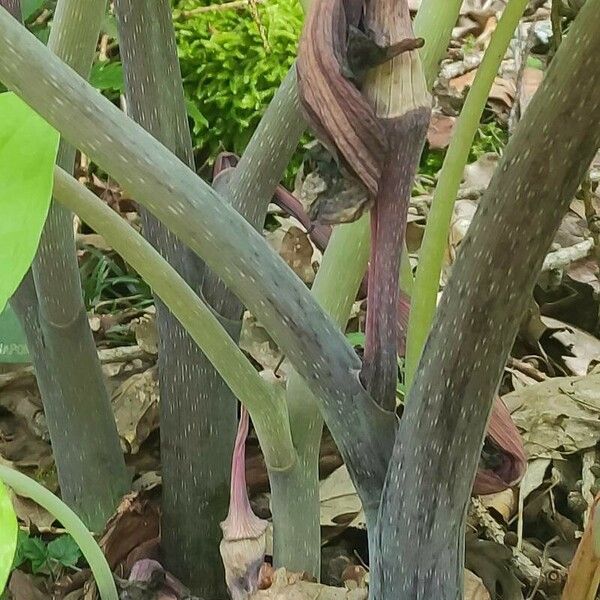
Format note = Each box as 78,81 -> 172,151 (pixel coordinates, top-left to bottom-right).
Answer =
9,491 -> 56,531
279,226 -> 316,284
239,312 -> 282,372
319,465 -> 365,531
503,374 -> 600,460
0,410 -> 52,471
130,310 -> 158,355
478,488 -> 517,522
7,570 -> 49,600
111,367 -> 159,454
99,492 -> 160,572
462,153 -> 500,189
464,568 -> 492,600
519,457 -> 551,502
252,567 -> 367,600
450,71 -> 515,111
427,112 -> 456,149
541,316 -> 600,376
465,536 -> 524,600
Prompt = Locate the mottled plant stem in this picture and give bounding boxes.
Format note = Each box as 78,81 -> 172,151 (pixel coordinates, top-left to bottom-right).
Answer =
362,116 -> 429,409
194,67 -> 309,573
9,0 -> 129,531
356,0 -> 431,410
114,3 -> 235,595
0,9 -> 399,502
372,1 -> 600,595
53,167 -> 296,477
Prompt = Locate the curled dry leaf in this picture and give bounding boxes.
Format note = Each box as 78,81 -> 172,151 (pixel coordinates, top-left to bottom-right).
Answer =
478,488 -> 517,523
130,311 -> 159,355
9,490 -> 56,531
540,316 -> 600,376
239,312 -> 282,372
319,465 -> 365,532
99,492 -> 160,572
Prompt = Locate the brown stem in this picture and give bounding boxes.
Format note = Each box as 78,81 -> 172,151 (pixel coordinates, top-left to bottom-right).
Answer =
0,0 -> 19,19
361,112 -> 429,410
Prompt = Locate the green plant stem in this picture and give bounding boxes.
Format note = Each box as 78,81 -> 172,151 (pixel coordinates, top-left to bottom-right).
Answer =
199,70 -> 309,580
405,0 -> 530,389
9,0 -> 129,531
414,0 -> 464,90
276,216 -> 371,574
0,466 -> 118,600
114,2 -> 235,594
53,166 -> 296,472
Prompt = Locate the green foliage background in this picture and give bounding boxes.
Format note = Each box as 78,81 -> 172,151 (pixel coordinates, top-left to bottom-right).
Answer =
173,0 -> 304,162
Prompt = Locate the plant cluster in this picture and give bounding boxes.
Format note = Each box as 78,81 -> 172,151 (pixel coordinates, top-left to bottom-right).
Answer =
0,0 -> 599,599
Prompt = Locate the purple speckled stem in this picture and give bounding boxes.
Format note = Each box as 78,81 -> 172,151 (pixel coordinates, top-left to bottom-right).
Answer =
362,112 -> 429,410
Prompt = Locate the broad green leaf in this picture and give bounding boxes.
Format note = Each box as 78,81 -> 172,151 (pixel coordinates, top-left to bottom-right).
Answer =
47,535 -> 81,569
0,92 -> 60,313
0,480 -> 17,594
89,61 -> 124,92
0,305 -> 29,364
19,536 -> 47,575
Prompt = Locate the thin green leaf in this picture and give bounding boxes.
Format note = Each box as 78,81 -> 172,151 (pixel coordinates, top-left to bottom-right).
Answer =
0,92 -> 59,313
0,480 -> 18,593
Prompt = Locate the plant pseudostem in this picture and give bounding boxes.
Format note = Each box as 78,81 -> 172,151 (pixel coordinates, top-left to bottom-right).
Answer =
114,2 -> 235,595
405,0 -> 530,389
